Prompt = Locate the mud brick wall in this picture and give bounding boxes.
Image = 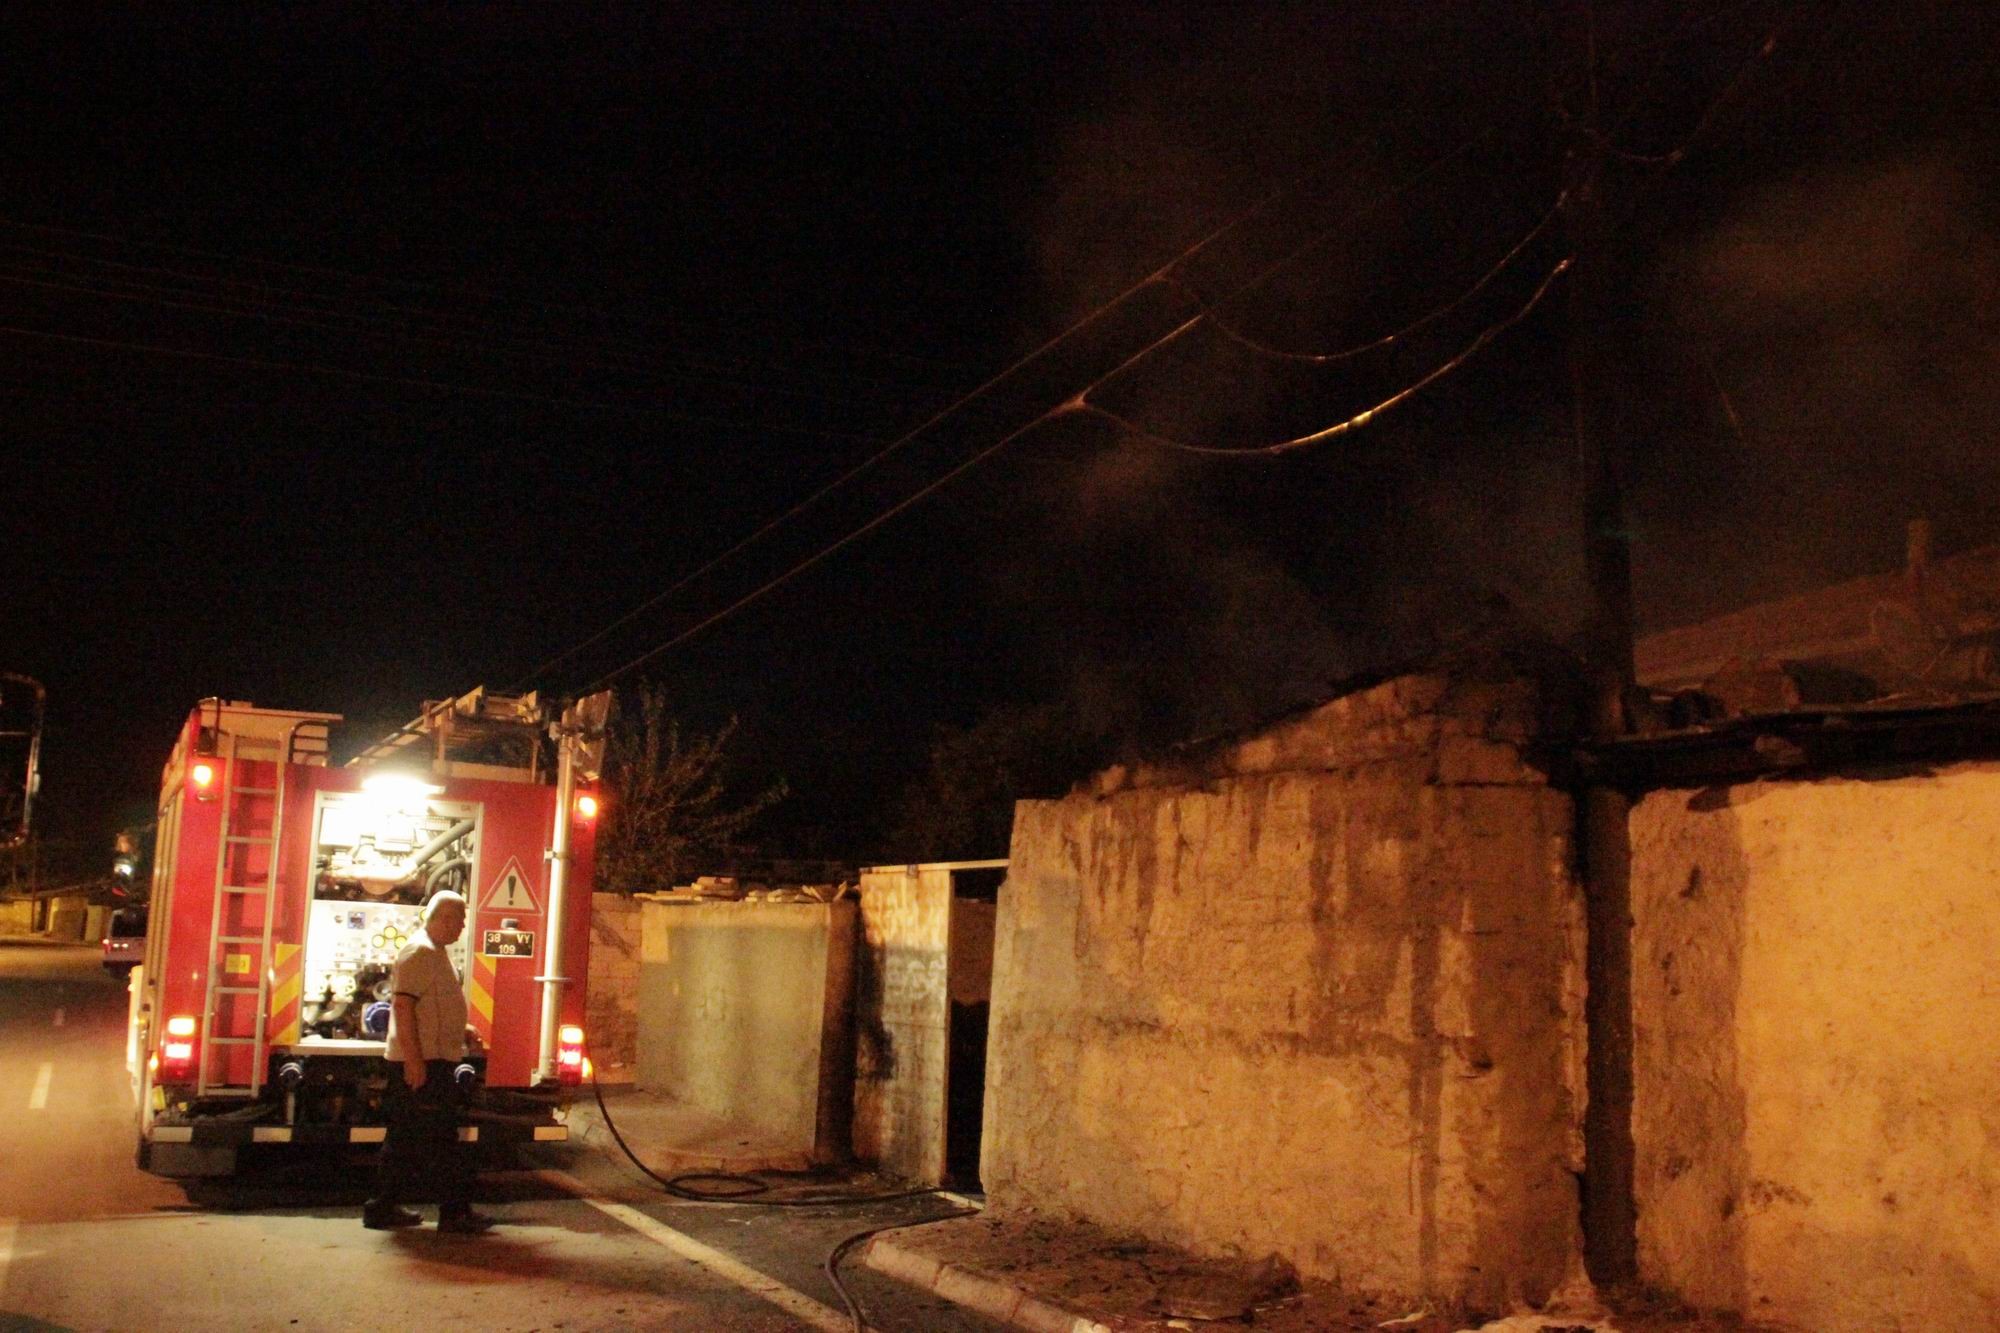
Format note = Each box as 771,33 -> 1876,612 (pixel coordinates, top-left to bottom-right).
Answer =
1630,766 -> 2000,1331
586,892 -> 641,1076
983,672 -> 1585,1310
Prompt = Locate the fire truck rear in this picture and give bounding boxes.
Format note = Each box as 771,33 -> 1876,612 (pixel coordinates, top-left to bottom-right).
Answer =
128,688 -> 607,1177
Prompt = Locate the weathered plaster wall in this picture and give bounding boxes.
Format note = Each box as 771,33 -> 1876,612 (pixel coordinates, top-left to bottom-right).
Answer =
1631,766 -> 2000,1330
854,866 -> 953,1184
586,892 -> 641,1077
983,673 -> 1586,1310
637,898 -> 857,1163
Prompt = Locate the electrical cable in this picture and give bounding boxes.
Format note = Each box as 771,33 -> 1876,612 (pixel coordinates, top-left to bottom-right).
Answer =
555,118 -> 1552,688
0,239 -> 966,411
0,212 -> 983,381
0,244 -> 945,424
1602,10 -> 1792,168
1070,256 -> 1573,457
0,321 -> 884,439
1184,123 -> 1507,318
580,403 -> 1068,692
0,253 -> 919,412
507,149 -> 1368,693
1160,191 -> 1565,364
1608,25 -> 1784,167
0,243 -> 671,376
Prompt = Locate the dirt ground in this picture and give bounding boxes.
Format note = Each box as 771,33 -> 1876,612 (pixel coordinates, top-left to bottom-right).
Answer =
870,1212 -> 1795,1333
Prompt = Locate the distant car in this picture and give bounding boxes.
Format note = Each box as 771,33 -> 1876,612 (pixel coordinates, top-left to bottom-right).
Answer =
103,906 -> 146,973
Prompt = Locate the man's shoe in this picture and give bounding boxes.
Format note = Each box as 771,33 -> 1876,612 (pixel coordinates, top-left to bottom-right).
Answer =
362,1205 -> 423,1231
437,1210 -> 496,1234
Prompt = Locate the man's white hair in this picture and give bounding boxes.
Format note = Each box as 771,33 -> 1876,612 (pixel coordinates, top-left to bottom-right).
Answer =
423,889 -> 468,923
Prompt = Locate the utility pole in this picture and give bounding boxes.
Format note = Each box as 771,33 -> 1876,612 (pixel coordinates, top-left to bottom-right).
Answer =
1562,3 -> 1641,1289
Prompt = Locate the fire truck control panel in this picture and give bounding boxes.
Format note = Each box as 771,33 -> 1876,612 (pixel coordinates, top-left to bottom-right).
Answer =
299,790 -> 478,1038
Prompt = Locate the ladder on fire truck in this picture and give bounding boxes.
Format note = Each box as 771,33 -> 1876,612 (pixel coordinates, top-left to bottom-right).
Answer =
196,722 -> 317,1098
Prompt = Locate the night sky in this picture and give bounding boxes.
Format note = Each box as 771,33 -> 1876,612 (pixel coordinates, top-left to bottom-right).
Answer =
4,3 -> 1996,868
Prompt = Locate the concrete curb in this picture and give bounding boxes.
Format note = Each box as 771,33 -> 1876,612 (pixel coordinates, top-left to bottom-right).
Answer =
865,1234 -> 1114,1333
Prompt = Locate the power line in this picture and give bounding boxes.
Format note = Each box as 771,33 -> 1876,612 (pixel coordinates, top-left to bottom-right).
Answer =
581,406 -> 1070,693
1191,125 -> 1506,319
1606,29 -> 1783,167
0,230 -> 966,408
1597,6 -> 1795,168
0,321 -> 880,438
0,252 -> 955,419
0,213 -> 978,380
507,153 -> 1369,692
0,264 -> 646,376
551,124 -> 1546,690
0,236 -> 672,374
1161,192 -> 1565,365
1070,257 -> 1572,457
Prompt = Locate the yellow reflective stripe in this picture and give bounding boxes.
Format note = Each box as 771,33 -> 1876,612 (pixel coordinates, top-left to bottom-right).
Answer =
268,941 -> 304,1044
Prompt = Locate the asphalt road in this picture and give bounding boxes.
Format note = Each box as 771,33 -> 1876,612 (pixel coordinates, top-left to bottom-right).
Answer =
0,939 -> 1007,1333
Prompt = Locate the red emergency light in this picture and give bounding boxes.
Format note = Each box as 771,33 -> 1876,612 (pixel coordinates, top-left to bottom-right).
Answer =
190,762 -> 217,798
557,1024 -> 585,1086
575,792 -> 600,821
160,1015 -> 198,1082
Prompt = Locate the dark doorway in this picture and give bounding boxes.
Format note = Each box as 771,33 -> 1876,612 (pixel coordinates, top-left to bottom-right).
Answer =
944,866 -> 1002,1188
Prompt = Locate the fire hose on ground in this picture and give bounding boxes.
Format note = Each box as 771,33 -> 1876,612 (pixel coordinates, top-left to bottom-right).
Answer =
584,1063 -> 976,1332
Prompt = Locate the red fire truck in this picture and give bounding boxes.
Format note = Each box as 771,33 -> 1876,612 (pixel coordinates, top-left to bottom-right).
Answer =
128,687 -> 609,1177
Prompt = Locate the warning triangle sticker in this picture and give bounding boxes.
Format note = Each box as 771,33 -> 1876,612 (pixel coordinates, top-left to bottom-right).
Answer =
483,857 -> 541,913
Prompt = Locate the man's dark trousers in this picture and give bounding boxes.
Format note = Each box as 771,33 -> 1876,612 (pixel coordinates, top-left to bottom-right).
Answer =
372,1060 -> 473,1217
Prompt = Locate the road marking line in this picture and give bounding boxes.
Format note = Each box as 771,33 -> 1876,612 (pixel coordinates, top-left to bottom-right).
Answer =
0,1217 -> 15,1300
533,1170 -> 866,1333
52,1008 -> 64,1027
28,1063 -> 52,1110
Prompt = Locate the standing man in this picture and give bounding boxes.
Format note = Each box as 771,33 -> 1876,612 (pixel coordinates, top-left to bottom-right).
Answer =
362,889 -> 493,1233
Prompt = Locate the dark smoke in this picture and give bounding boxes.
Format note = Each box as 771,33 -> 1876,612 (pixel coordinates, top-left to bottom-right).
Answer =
1635,144 -> 2000,631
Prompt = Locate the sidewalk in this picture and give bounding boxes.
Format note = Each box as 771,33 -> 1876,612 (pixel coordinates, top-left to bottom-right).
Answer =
565,1081 -> 816,1176
864,1212 -> 1783,1333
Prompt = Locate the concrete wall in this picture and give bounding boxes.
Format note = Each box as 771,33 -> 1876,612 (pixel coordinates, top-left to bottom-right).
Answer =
44,895 -> 105,942
1630,765 -> 2000,1330
637,898 -> 857,1163
0,898 -> 33,934
587,893 -> 641,1077
854,865 -> 1001,1186
983,672 -> 1586,1311
854,866 -> 954,1185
